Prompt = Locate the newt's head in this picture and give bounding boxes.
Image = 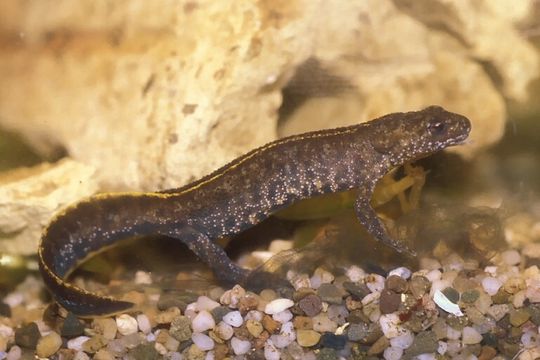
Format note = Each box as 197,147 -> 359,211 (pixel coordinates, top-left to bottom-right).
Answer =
369,106 -> 471,166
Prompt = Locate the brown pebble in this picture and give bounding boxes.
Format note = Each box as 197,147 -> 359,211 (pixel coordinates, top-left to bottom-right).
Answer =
410,276 -> 431,298
293,316 -> 313,330
298,294 -> 322,317
155,307 -> 181,324
214,343 -> 229,359
345,296 -> 363,311
367,335 -> 390,355
238,293 -> 259,312
82,334 -> 108,354
379,289 -> 401,314
262,315 -> 280,334
478,345 -> 497,360
94,348 -> 115,360
92,318 -> 117,341
385,275 -> 408,293
233,325 -> 250,340
293,288 -> 316,302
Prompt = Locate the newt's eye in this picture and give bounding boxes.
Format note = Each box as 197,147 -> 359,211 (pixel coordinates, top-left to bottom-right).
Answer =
428,119 -> 447,136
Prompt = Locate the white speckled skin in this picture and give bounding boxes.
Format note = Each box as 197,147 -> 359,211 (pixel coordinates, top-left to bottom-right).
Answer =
39,106 -> 470,316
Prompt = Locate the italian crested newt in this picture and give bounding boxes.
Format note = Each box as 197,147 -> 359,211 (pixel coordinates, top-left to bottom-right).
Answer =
38,106 -> 471,317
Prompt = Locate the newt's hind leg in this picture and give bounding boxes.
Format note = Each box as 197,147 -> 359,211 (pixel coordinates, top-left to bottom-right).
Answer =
164,227 -> 249,285
354,190 -> 416,257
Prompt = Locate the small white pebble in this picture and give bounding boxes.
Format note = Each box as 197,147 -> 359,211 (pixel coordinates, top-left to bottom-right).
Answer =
223,311 -> 243,327
245,310 -> 263,322
136,314 -> 152,334
521,330 -> 540,348
513,290 -> 527,308
309,274 -> 322,289
482,276 -> 503,296
379,314 -> 405,338
197,296 -> 220,311
134,270 -> 152,284
425,269 -> 442,282
265,298 -> 294,315
116,314 -> 138,335
192,310 -> 216,333
264,339 -> 281,360
3,293 -> 23,308
205,351 -> 215,360
389,329 -> 413,349
0,324 -> 14,338
484,266 -> 498,275
313,267 -> 334,284
361,292 -> 380,306
220,285 -> 246,308
501,250 -> 521,266
230,337 -> 251,355
437,341 -> 448,355
291,274 -> 311,290
146,333 -> 156,342
273,309 -> 293,324
446,326 -> 461,340
192,333 -> 215,351
345,265 -> 366,282
383,346 -> 403,360
388,267 -> 411,279
6,345 -> 21,360
215,321 -> 234,340
67,336 -> 90,351
154,342 -> 168,355
365,274 -> 385,293
462,326 -> 482,344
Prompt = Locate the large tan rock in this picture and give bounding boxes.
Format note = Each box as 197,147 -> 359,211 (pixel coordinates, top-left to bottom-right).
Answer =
0,0 -> 538,254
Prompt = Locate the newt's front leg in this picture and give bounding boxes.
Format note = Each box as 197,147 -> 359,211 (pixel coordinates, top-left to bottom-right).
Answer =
354,188 -> 416,256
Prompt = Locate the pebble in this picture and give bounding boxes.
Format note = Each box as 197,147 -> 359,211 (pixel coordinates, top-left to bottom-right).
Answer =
365,274 -> 385,293
487,304 -> 510,321
128,343 -> 160,360
317,284 -> 343,304
67,336 -> 90,351
265,299 -> 294,315
379,314 -> 404,338
197,296 -> 221,311
222,310 -> 243,327
441,287 -> 460,303
246,319 -> 264,337
62,313 -> 85,337
389,329 -> 414,349
214,321 -> 234,340
501,250 -> 521,265
192,310 -> 216,333
116,314 -> 138,335
273,309 -> 293,323
262,315 -> 281,333
343,282 -> 370,300
368,335 -> 389,355
169,316 -> 192,342
345,265 -> 366,282
383,346 -> 403,360
293,316 -> 312,330
385,275 -> 408,293
296,330 -> 321,347
298,294 -> 322,317
461,289 -> 480,303
312,314 -> 337,333
410,276 -> 431,298
93,318 -> 118,340
509,308 -> 531,326
82,334 -> 107,354
14,322 -> 40,349
192,333 -> 214,351
462,326 -> 483,344
403,331 -> 438,358
136,314 -> 152,334
326,305 -> 348,325
230,337 -> 251,355
482,276 -> 503,296
388,267 -> 412,279
6,345 -> 21,360
36,331 -> 62,357
379,289 -> 401,314
94,348 -> 116,360
155,307 -> 181,324
264,340 -> 281,360
320,333 -> 346,350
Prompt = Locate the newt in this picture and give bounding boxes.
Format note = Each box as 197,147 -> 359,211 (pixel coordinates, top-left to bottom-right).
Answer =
38,106 -> 471,317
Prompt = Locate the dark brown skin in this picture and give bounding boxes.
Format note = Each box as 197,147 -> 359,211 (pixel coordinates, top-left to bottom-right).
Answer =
38,106 -> 471,316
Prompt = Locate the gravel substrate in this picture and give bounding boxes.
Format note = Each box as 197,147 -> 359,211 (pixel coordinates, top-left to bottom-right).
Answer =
2,244 -> 540,359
